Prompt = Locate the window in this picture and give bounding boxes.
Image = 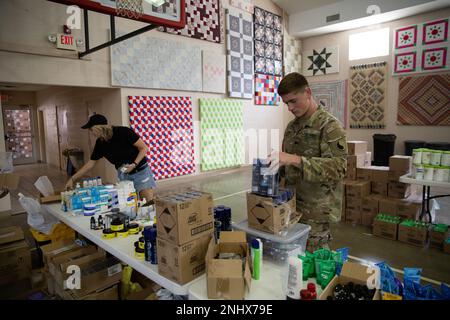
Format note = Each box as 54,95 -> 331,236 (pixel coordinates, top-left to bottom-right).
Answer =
349,28 -> 390,61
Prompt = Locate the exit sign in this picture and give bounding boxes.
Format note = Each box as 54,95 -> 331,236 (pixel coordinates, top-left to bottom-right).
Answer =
56,33 -> 77,51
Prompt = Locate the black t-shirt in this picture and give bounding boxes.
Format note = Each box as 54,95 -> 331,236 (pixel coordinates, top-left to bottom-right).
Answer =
90,126 -> 148,169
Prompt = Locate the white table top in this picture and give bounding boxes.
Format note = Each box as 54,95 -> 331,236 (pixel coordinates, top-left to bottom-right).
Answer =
188,260 -> 322,300
399,174 -> 450,189
45,203 -> 202,296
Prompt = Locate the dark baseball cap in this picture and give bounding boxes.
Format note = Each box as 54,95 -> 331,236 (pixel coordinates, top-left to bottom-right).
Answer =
81,114 -> 108,129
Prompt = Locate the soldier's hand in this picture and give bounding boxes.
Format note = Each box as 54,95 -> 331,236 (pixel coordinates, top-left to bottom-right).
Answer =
270,151 -> 302,167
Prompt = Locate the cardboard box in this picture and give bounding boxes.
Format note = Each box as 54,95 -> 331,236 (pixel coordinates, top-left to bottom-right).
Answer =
347,141 -> 368,155
388,182 -> 411,199
396,199 -> 421,221
246,192 -> 300,234
39,190 -> 62,204
372,219 -> 398,240
388,170 -> 408,183
371,182 -> 388,197
40,240 -> 80,270
0,226 -> 24,245
319,262 -> 381,300
157,233 -> 212,285
345,168 -> 357,180
429,227 -> 448,250
398,223 -> 428,247
378,198 -> 397,215
0,239 -> 31,286
0,211 -> 13,227
156,192 -> 214,245
53,253 -> 122,298
347,154 -> 366,169
357,167 -> 372,181
444,241 -> 450,254
345,207 -> 362,225
206,231 -> 251,300
371,166 -> 390,183
345,181 -> 371,198
62,284 -> 119,300
361,196 -> 380,227
48,245 -> 98,278
125,271 -> 161,300
389,156 -> 412,173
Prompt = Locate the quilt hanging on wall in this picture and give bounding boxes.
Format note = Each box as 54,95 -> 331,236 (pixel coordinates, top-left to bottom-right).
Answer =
226,8 -> 254,99
349,62 -> 387,129
229,0 -> 254,14
111,34 -> 202,92
200,98 -> 244,171
128,96 -> 195,180
309,80 -> 348,128
302,46 -> 339,76
393,17 -> 449,75
254,74 -> 281,105
284,32 -> 302,75
254,6 -> 283,76
397,73 -> 450,126
157,0 -> 224,44
202,50 -> 226,93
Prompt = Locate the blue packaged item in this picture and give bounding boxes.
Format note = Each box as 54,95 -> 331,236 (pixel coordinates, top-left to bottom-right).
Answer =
252,159 -> 261,193
252,158 -> 279,197
334,247 -> 349,275
143,226 -> 157,264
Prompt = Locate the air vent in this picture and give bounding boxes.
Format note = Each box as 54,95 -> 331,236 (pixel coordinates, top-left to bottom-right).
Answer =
326,13 -> 340,23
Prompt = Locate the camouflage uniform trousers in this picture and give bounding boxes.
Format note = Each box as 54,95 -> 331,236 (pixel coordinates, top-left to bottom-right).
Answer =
301,218 -> 332,253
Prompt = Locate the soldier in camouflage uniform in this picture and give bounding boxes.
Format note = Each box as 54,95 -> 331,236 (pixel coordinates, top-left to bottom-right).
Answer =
274,73 -> 347,253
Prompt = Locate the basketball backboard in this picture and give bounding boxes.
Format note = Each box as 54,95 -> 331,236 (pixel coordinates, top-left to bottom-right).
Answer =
48,0 -> 186,29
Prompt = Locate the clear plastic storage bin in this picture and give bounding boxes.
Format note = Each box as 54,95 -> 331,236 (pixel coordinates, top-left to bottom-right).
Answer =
232,219 -> 311,266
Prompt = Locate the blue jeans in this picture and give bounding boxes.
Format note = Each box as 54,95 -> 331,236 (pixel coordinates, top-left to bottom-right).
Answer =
117,165 -> 156,193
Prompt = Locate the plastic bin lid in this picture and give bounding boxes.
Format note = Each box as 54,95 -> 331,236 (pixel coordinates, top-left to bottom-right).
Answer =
232,219 -> 311,244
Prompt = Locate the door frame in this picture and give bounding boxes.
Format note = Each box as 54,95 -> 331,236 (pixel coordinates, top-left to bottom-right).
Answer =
2,104 -> 38,165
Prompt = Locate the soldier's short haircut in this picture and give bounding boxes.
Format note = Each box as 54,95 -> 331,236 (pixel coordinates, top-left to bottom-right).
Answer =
277,72 -> 309,96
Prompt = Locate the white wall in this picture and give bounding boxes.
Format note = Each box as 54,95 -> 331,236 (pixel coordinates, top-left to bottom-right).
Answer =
299,8 -> 450,157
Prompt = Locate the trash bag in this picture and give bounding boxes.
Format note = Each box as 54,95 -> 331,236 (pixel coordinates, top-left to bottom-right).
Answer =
18,193 -> 58,234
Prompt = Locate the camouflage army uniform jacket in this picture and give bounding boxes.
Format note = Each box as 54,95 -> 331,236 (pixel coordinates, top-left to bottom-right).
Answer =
282,106 -> 347,223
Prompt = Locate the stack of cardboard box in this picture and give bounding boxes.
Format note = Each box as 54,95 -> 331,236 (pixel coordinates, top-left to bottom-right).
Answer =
345,141 -> 368,181
156,191 -> 214,285
0,226 -> 32,299
343,142 -> 428,240
41,240 -> 122,299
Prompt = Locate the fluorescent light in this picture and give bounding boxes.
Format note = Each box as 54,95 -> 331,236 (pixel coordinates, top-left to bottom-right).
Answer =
144,0 -> 165,7
349,27 -> 390,61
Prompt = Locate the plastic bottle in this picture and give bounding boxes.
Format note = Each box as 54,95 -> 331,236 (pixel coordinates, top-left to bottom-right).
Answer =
286,256 -> 303,300
251,239 -> 262,280
97,176 -> 102,186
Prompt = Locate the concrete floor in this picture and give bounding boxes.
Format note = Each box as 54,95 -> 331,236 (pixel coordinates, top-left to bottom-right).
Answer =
6,163 -> 450,286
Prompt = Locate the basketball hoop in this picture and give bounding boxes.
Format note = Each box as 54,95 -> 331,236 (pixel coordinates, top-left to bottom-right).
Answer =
116,0 -> 144,20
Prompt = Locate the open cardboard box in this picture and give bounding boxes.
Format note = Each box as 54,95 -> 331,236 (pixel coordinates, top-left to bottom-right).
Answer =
319,261 -> 381,300
246,192 -> 299,234
39,190 -> 62,204
206,231 -> 251,300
